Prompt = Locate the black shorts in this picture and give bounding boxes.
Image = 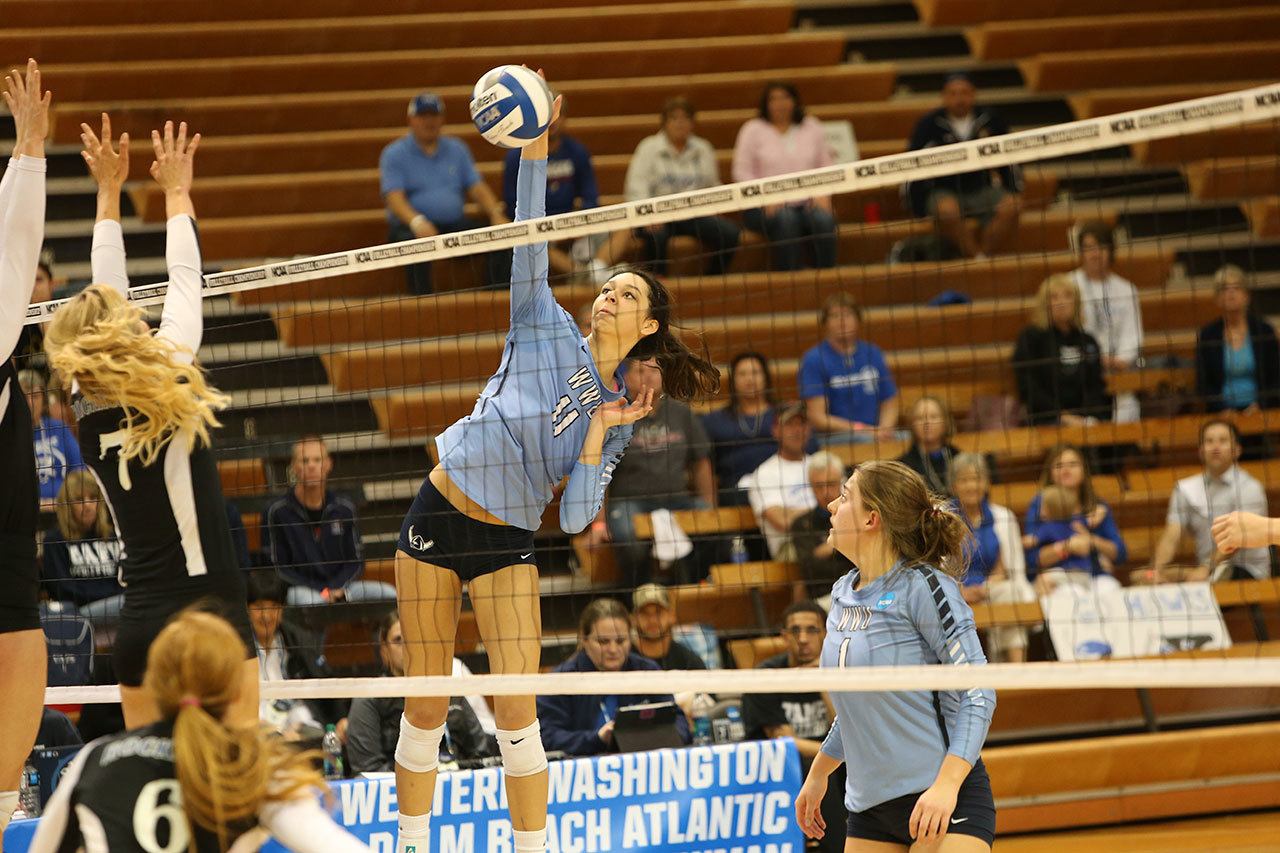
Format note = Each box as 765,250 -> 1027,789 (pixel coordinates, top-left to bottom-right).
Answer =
847,759 -> 996,847
397,477 -> 539,581
113,573 -> 256,687
0,533 -> 40,633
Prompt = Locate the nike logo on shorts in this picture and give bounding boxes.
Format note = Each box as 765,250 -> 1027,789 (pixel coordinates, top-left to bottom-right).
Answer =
950,817 -> 969,824
408,525 -> 433,552
520,553 -> 534,560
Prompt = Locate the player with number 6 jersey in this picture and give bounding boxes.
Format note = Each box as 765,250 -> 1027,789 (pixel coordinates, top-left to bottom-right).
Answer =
389,74 -> 721,853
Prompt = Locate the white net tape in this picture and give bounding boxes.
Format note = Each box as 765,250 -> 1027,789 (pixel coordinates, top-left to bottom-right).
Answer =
45,658 -> 1280,705
21,82 -> 1280,324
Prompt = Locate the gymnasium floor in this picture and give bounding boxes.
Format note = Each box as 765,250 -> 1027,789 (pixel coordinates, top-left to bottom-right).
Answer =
1000,811 -> 1280,852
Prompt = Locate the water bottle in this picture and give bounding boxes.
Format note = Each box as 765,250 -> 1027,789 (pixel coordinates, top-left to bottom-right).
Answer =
729,535 -> 749,565
725,705 -> 745,742
322,724 -> 344,780
691,694 -> 714,746
18,762 -> 40,818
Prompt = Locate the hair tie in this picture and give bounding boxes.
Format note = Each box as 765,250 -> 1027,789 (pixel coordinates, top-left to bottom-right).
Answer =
179,695 -> 201,709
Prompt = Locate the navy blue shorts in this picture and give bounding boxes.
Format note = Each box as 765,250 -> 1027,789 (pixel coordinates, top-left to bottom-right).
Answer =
397,478 -> 538,581
847,759 -> 995,847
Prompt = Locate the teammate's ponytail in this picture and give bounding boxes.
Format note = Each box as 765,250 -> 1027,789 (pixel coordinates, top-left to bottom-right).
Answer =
44,284 -> 230,467
621,268 -> 722,401
144,610 -> 323,851
854,460 -> 971,579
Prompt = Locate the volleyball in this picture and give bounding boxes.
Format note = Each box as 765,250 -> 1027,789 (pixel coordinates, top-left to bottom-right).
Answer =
469,65 -> 554,149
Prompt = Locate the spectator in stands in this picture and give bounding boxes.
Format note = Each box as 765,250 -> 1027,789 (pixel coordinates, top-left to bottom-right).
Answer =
630,584 -> 706,671
40,470 -> 124,631
896,395 -> 961,494
1072,221 -> 1144,423
732,82 -> 837,271
1013,274 -> 1111,426
1147,420 -> 1270,582
949,452 -> 1034,662
245,570 -> 324,740
742,600 -> 844,853
502,97 -> 614,282
1196,264 -> 1280,413
799,292 -> 900,444
538,598 -> 690,756
605,358 -> 715,585
745,403 -> 817,558
262,435 -> 395,607
15,252 -> 54,370
19,369 -> 82,506
624,97 -> 740,275
788,452 -> 851,602
1023,444 -> 1127,591
702,351 -> 780,507
346,611 -> 495,774
904,72 -> 1022,258
380,92 -> 510,295
45,383 -> 73,435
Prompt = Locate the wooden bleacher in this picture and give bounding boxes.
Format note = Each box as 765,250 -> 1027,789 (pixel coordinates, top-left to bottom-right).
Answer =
1133,123 -> 1280,166
1067,80 -> 1277,120
912,0 -> 1279,28
1021,42 -> 1280,92
1245,198 -> 1280,238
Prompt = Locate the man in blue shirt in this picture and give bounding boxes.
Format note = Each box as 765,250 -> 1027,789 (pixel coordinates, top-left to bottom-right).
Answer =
379,92 -> 511,295
799,293 -> 900,445
20,369 -> 82,505
501,100 -> 614,284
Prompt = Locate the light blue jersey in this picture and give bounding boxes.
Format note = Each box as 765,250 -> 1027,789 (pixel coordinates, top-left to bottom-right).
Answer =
436,158 -> 632,533
819,562 -> 996,812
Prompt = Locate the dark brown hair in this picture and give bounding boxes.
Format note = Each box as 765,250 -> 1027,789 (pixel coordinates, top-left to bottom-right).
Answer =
578,597 -> 631,640
820,291 -> 864,325
661,96 -> 695,122
621,268 -> 722,401
1199,418 -> 1241,448
1076,220 -> 1114,261
757,81 -> 805,124
1037,444 -> 1099,515
854,460 -> 971,578
727,350 -> 777,412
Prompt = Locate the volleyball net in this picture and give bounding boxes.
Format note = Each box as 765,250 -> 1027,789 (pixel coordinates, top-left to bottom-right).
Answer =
20,82 -> 1280,714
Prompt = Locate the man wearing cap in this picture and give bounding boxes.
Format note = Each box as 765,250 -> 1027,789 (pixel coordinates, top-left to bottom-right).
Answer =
903,73 -> 1022,258
379,91 -> 511,294
631,584 -> 707,671
742,403 -> 818,559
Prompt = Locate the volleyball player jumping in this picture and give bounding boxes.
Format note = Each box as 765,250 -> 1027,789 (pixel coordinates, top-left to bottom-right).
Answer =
44,118 -> 258,729
0,58 -> 50,835
391,81 -> 720,853
795,460 -> 998,852
30,610 -> 369,852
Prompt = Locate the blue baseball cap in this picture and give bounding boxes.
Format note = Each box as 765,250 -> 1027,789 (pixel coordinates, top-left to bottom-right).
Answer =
408,92 -> 444,117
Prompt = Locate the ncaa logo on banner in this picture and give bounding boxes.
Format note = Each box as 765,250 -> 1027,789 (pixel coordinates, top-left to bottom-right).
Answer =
978,142 -> 1000,157
536,221 -> 556,233
855,164 -> 876,177
443,236 -> 460,248
741,185 -> 761,197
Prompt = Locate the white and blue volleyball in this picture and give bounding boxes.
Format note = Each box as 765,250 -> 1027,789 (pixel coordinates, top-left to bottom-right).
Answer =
470,65 -> 554,149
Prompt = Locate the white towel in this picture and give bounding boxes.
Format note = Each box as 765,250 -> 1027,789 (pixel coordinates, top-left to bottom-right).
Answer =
650,508 -> 694,563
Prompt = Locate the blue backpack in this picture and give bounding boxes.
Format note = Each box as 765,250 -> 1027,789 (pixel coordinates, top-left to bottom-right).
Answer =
40,602 -> 94,687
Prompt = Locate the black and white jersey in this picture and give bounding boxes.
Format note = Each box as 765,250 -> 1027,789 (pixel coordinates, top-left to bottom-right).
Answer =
0,155 -> 46,574
28,722 -> 370,853
76,217 -> 240,596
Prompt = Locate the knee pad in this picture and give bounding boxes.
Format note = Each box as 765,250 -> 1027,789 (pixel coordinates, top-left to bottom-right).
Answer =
395,715 -> 447,774
497,720 -> 547,778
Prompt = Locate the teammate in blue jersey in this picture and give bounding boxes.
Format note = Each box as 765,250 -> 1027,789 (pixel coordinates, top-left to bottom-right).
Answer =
795,460 -> 997,851
392,79 -> 720,853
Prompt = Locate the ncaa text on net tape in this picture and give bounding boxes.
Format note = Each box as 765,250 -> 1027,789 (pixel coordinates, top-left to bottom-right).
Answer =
19,82 -> 1280,327
44,658 -> 1280,705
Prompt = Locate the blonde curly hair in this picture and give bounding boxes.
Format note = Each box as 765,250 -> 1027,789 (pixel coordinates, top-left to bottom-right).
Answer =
44,284 -> 229,466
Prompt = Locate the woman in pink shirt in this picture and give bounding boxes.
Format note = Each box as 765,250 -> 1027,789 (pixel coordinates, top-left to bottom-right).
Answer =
732,82 -> 838,271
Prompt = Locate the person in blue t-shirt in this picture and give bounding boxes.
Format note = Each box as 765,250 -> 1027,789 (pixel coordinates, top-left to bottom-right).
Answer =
379,91 -> 511,295
502,100 -> 613,282
799,292 -> 900,445
389,86 -> 721,853
794,460 -> 997,851
19,368 -> 83,505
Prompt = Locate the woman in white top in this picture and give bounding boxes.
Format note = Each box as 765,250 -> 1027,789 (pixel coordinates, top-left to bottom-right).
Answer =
618,97 -> 740,275
949,452 -> 1036,662
1071,221 -> 1144,423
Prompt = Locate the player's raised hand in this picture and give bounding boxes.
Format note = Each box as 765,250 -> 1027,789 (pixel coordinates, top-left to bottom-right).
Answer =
594,387 -> 655,430
81,113 -> 130,189
149,120 -> 199,196
4,58 -> 52,159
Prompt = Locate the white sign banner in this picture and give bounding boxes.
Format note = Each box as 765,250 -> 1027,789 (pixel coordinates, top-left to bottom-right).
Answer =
1044,581 -> 1231,661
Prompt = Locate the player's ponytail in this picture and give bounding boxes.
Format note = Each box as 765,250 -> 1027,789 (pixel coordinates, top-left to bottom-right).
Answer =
144,610 -> 324,851
44,284 -> 230,467
854,460 -> 971,579
622,269 -> 722,401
